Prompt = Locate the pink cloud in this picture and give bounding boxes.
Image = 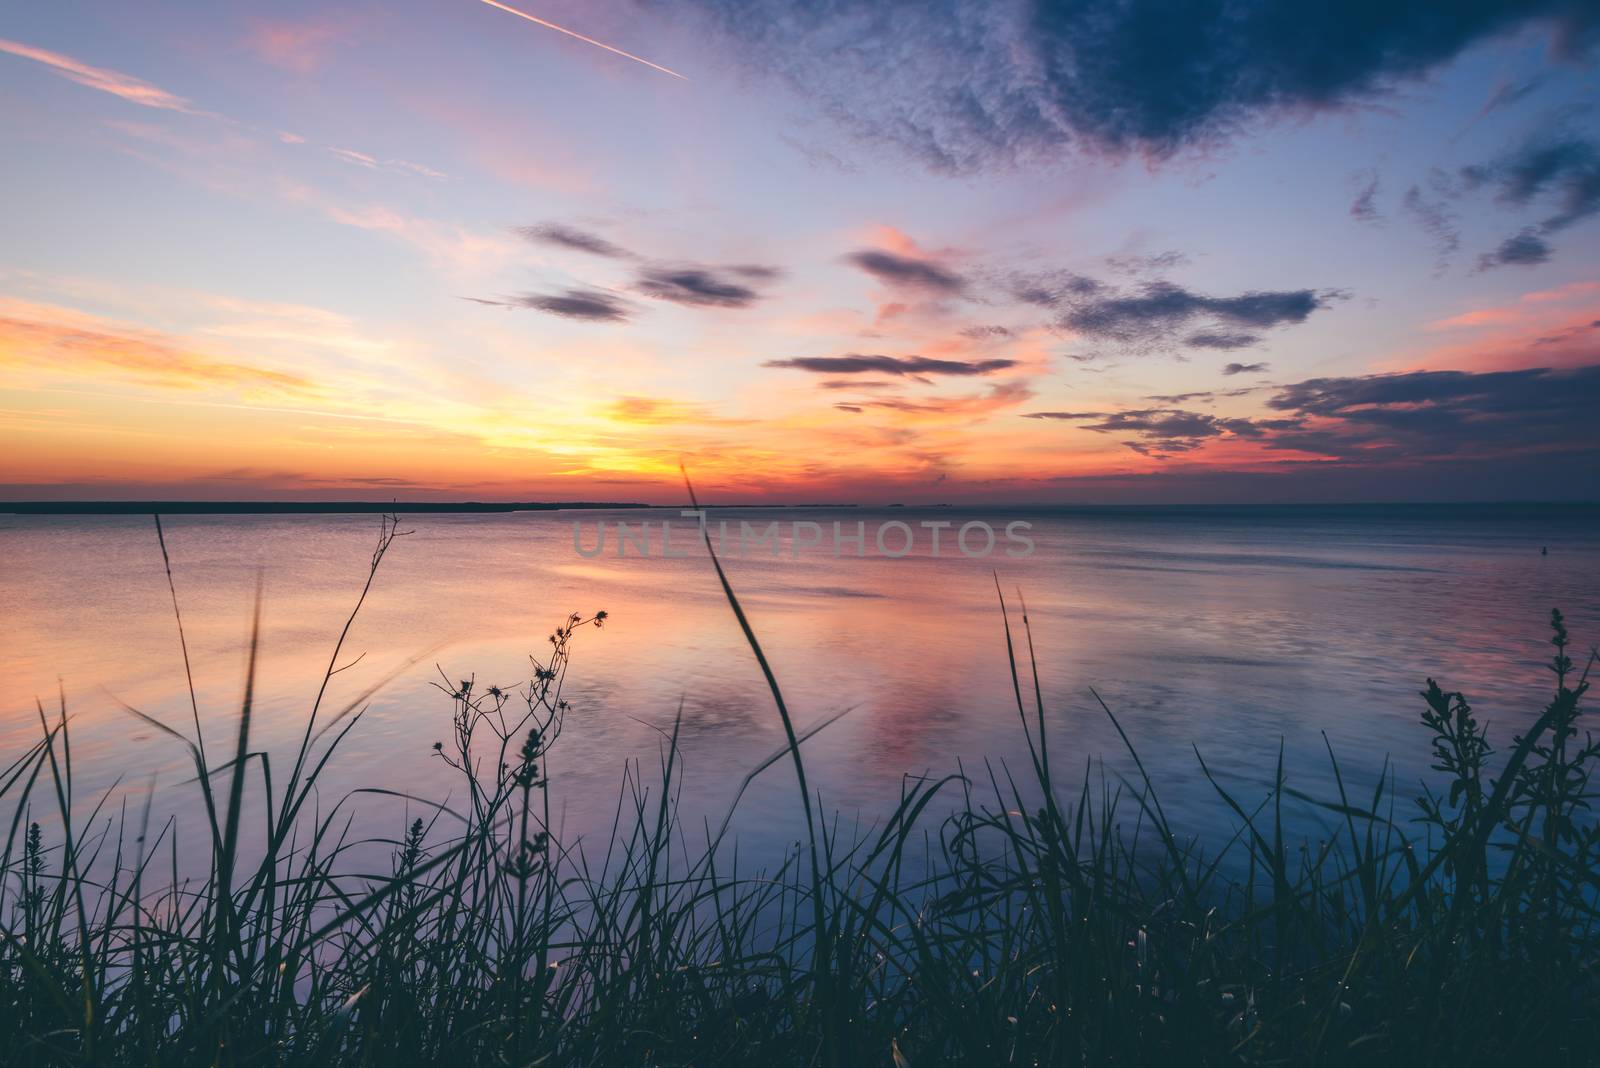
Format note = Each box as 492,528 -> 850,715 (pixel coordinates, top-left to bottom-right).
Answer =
0,36 -> 210,115
245,16 -> 353,74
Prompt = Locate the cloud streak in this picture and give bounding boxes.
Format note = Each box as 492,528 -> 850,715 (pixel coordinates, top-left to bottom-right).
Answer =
0,37 -> 209,115
517,223 -> 632,258
0,300 -> 316,394
846,380 -> 1034,419
604,396 -> 748,425
635,264 -> 777,308
328,147 -> 447,180
847,249 -> 965,293
1024,406 -> 1285,457
765,353 -> 1016,376
1188,332 -> 1262,350
478,0 -> 687,79
510,288 -> 633,321
1350,172 -> 1382,223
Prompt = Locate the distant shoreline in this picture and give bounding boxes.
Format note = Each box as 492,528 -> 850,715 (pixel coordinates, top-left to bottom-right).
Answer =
2,500 -> 1594,517
0,501 -> 654,515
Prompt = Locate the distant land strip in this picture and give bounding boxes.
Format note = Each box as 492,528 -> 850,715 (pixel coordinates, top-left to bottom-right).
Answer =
2,500 -> 1594,518
0,501 -> 654,515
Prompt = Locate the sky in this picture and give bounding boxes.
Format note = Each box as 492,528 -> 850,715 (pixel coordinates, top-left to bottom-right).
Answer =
1,0 -> 1598,504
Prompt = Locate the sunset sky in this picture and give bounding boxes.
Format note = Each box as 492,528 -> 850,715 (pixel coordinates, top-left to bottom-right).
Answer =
2,0 -> 1598,503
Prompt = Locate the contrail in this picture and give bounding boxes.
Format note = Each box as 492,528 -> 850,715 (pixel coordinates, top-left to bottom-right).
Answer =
478,0 -> 687,80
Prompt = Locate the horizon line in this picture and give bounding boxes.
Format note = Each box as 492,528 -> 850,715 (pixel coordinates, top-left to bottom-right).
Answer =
4,499 -> 1597,516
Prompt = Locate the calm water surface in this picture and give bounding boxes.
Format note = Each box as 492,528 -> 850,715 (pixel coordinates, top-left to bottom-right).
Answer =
2,505 -> 1596,870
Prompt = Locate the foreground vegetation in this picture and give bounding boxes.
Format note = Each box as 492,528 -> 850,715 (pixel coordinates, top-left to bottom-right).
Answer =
2,514 -> 1596,1066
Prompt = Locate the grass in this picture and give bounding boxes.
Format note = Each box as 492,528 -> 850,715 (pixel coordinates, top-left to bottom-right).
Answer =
1,513 -> 1597,1067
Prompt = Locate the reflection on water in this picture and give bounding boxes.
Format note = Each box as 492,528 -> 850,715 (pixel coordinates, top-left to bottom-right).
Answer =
2,505 -> 1596,867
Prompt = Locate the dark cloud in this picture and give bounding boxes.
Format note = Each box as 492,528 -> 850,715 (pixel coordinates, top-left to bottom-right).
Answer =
1089,411 -> 1225,444
1461,133 -> 1600,265
511,288 -> 632,322
766,353 -> 1016,376
1269,366 -> 1593,419
834,403 -> 864,413
1477,228 -> 1553,270
1464,135 -> 1600,230
1222,362 -> 1270,375
847,249 -> 966,292
516,223 -> 631,259
1061,281 -> 1325,345
727,264 -> 783,281
960,324 -> 1015,340
662,0 -> 1596,171
1188,332 -> 1261,350
1023,405 -> 1288,457
635,264 -> 778,308
1023,365 -> 1600,464
1263,365 -> 1600,459
516,226 -> 783,307
1007,269 -> 1103,307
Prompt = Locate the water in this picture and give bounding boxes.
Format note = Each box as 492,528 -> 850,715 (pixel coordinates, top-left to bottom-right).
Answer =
2,504 -> 1596,870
